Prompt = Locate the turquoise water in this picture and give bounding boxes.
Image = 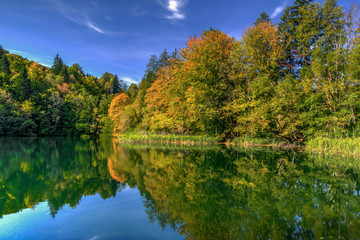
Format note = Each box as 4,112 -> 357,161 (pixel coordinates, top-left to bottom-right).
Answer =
0,189 -> 180,240
0,138 -> 183,240
1,138 -> 360,239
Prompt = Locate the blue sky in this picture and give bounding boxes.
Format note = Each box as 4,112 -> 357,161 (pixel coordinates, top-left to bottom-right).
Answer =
0,0 -> 355,84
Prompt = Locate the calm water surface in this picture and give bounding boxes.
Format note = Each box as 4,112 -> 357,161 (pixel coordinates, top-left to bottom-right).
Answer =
0,138 -> 360,239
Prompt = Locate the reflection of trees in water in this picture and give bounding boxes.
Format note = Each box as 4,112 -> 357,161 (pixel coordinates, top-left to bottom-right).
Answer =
0,137 -> 121,218
1,139 -> 360,239
108,145 -> 360,239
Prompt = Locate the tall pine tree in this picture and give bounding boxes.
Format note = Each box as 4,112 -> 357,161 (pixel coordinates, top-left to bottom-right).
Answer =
0,55 -> 11,75
111,74 -> 122,94
278,0 -> 321,75
51,53 -> 65,75
254,11 -> 271,25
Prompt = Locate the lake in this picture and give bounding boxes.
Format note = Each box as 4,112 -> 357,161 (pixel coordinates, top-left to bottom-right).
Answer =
0,138 -> 359,239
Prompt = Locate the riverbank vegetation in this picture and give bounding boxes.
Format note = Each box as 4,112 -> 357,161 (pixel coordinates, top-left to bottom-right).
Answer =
1,0 -> 360,153
118,132 -> 219,145
307,137 -> 360,155
109,0 -> 360,146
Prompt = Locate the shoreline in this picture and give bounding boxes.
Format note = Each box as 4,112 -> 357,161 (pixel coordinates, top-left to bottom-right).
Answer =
116,133 -> 360,156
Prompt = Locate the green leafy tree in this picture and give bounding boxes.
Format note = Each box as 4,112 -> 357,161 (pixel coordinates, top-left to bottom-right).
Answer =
8,66 -> 32,101
126,83 -> 138,101
68,63 -> 85,83
60,64 -> 69,82
0,54 -> 11,75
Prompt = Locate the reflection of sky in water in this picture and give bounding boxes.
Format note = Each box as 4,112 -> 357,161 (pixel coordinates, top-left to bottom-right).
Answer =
0,188 -> 183,240
2,138 -> 360,239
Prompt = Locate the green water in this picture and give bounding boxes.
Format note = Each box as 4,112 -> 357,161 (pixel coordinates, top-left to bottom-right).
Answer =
0,138 -> 360,239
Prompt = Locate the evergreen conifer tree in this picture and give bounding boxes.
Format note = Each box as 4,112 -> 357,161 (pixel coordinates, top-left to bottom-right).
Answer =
111,74 -> 121,94
254,11 -> 271,25
0,55 -> 11,75
52,53 -> 64,75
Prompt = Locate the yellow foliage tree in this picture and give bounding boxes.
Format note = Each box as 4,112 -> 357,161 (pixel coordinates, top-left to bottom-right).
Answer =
109,93 -> 131,135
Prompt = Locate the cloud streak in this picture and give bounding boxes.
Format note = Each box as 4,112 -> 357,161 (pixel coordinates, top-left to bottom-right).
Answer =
8,49 -> 27,55
85,20 -> 104,34
121,76 -> 139,84
39,0 -> 106,34
271,6 -> 284,19
271,0 -> 289,19
157,0 -> 189,20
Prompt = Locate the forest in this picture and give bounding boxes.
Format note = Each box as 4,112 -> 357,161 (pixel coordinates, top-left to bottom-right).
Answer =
0,49 -> 127,136
1,0 -> 360,144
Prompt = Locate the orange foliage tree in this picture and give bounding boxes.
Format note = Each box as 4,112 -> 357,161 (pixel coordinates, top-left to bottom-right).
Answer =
241,22 -> 285,79
145,29 -> 234,136
109,93 -> 131,135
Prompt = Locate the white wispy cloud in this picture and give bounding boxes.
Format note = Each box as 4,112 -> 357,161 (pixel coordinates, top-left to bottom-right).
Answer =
85,20 -> 104,34
157,0 -> 189,20
8,49 -> 27,55
89,235 -> 100,240
121,76 -> 139,84
271,0 -> 289,19
271,6 -> 284,19
38,0 -> 106,34
8,49 -> 52,67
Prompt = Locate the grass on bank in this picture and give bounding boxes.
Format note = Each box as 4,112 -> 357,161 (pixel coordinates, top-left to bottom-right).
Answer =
117,142 -> 221,151
118,132 -> 220,145
118,133 -> 297,148
307,137 -> 360,156
309,152 -> 360,172
231,136 -> 291,147
117,132 -> 360,156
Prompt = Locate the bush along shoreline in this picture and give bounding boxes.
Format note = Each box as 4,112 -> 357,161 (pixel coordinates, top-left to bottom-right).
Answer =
306,137 -> 360,156
117,132 -> 220,145
116,132 -> 360,157
117,132 -> 300,148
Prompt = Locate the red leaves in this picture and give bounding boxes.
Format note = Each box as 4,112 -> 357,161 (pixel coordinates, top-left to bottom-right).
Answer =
57,83 -> 70,95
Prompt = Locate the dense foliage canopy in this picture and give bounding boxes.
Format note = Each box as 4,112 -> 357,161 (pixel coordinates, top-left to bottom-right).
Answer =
113,0 -> 360,143
0,49 -> 125,136
1,0 -> 359,143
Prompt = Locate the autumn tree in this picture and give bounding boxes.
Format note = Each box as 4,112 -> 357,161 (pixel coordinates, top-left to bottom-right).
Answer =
227,22 -> 286,139
145,29 -> 234,137
109,93 -> 131,135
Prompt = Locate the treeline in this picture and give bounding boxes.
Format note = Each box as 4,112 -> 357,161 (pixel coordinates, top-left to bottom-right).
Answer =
110,0 -> 360,143
0,48 -> 127,136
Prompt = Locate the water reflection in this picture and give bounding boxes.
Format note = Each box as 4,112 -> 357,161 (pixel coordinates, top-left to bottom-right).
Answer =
0,137 -> 121,218
108,144 -> 360,239
1,138 -> 360,239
